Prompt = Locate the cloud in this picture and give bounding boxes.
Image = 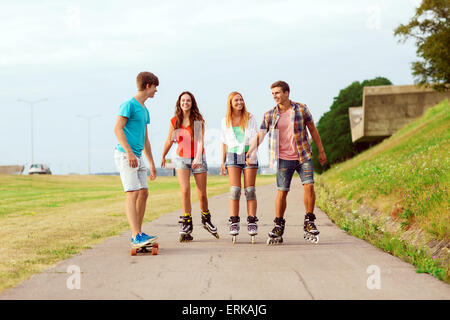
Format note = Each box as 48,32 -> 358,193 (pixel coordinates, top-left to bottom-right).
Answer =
0,0 -> 385,69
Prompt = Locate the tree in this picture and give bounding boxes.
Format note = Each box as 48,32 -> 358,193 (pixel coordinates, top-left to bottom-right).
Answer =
311,77 -> 392,173
394,0 -> 450,91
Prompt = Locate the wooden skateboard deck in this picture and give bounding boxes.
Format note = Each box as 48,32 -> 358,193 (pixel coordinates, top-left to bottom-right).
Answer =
130,242 -> 159,256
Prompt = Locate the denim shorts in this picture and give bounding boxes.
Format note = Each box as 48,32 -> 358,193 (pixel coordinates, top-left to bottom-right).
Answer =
225,152 -> 258,170
176,155 -> 208,174
276,158 -> 314,191
114,149 -> 148,192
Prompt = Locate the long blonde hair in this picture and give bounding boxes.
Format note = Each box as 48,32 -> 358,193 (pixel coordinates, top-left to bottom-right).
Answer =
226,91 -> 250,130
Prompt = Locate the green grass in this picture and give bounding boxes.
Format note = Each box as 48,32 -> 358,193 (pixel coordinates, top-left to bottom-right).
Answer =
316,99 -> 449,282
0,174 -> 275,293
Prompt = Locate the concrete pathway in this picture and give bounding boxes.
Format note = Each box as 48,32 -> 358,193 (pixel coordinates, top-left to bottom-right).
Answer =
1,180 -> 449,300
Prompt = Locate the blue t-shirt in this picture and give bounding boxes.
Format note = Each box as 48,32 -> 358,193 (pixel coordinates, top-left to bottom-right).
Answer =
116,97 -> 150,157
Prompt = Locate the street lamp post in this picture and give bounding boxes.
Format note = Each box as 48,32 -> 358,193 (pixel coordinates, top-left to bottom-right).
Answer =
77,114 -> 101,174
17,98 -> 48,164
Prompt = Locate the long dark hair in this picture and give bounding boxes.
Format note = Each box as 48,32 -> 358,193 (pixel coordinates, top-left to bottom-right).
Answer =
174,91 -> 204,129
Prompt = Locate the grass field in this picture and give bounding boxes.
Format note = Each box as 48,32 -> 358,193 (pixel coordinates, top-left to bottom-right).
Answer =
0,174 -> 275,293
316,99 -> 449,282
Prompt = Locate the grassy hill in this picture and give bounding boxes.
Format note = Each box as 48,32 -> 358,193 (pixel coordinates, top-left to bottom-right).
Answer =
316,99 -> 449,282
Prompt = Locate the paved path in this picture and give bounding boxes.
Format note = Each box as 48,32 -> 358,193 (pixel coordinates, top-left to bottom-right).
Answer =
2,180 -> 449,300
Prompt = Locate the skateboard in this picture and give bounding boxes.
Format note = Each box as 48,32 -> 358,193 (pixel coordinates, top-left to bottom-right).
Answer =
130,242 -> 159,256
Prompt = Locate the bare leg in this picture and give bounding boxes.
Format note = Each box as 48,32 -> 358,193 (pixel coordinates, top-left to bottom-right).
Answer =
303,183 -> 315,213
275,190 -> 289,218
125,190 -> 140,238
136,188 -> 149,232
193,172 -> 208,212
177,169 -> 192,214
227,167 -> 242,217
243,168 -> 257,217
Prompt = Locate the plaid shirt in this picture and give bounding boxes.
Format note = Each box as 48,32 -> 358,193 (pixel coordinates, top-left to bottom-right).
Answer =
259,101 -> 314,168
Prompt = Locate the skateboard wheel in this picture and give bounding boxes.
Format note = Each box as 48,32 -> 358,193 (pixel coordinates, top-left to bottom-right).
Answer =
152,246 -> 158,255
131,248 -> 137,256
153,243 -> 159,249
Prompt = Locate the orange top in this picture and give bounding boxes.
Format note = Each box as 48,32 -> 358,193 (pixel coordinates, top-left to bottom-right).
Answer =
170,116 -> 205,158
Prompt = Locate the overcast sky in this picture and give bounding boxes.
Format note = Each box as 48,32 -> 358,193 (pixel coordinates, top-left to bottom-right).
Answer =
0,0 -> 420,174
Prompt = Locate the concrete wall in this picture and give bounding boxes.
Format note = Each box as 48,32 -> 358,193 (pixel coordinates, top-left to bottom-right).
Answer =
350,85 -> 450,143
349,106 -> 364,143
0,165 -> 24,175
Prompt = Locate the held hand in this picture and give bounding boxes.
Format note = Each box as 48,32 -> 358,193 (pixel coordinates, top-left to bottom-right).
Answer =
246,151 -> 255,166
245,154 -> 251,167
220,163 -> 227,176
127,152 -> 138,168
319,150 -> 327,166
160,157 -> 166,168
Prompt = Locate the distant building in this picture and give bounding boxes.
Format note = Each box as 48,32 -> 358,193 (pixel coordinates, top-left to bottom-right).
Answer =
349,84 -> 450,143
0,165 -> 24,175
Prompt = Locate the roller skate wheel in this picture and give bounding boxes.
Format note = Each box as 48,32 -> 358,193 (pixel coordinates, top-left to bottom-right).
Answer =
267,237 -> 281,245
251,236 -> 255,244
232,236 -> 236,244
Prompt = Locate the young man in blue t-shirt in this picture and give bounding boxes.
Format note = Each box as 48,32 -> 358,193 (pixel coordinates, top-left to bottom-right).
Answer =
114,71 -> 159,248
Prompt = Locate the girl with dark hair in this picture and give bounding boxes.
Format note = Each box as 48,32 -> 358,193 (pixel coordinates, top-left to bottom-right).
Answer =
161,91 -> 219,242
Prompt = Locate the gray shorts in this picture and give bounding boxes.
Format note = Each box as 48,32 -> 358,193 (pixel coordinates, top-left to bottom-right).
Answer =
176,155 -> 208,174
114,149 -> 148,192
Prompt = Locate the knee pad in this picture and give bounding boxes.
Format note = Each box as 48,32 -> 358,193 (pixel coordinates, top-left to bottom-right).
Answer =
244,186 -> 256,200
229,186 -> 241,200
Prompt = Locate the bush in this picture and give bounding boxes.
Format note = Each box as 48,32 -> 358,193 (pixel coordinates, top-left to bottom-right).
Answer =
312,77 -> 392,173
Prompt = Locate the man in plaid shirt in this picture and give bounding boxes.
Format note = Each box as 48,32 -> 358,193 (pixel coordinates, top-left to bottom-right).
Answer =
247,81 -> 327,244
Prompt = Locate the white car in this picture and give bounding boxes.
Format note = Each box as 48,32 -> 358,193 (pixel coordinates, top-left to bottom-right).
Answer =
29,164 -> 52,175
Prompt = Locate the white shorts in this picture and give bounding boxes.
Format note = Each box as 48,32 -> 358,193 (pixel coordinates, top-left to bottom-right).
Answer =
114,149 -> 148,192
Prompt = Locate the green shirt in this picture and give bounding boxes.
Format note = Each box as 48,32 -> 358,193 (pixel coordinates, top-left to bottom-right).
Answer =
228,126 -> 249,153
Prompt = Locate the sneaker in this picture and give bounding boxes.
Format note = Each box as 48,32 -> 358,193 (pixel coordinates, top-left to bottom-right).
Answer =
131,233 -> 151,248
140,232 -> 158,243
